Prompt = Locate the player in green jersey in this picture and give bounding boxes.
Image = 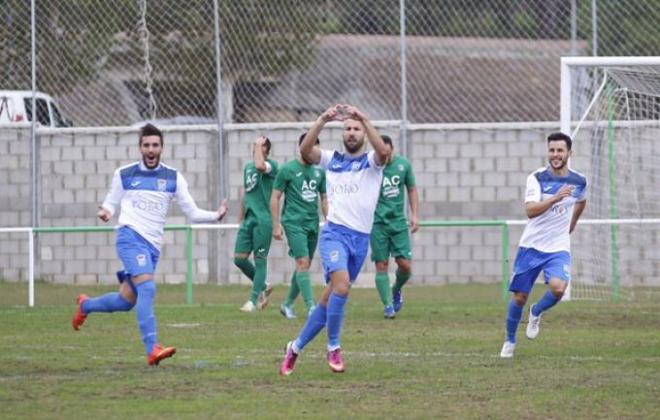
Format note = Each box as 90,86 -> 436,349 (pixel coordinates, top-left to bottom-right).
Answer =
234,136 -> 279,312
370,135 -> 419,318
272,134 -> 328,319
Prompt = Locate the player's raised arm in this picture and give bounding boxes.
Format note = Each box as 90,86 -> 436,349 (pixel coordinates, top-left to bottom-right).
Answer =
301,106 -> 339,164
343,105 -> 389,165
253,136 -> 272,173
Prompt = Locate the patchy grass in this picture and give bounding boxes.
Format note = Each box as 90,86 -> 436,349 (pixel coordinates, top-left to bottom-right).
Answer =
1,283 -> 658,419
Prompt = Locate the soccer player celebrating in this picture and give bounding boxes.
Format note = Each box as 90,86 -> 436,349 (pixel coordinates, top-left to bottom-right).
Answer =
370,135 -> 419,319
234,136 -> 279,312
279,104 -> 390,375
500,132 -> 587,358
272,134 -> 328,319
72,124 -> 228,366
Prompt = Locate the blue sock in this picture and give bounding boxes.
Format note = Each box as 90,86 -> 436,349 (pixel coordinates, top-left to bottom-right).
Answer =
532,290 -> 561,316
506,300 -> 524,343
326,293 -> 348,350
135,281 -> 158,355
82,292 -> 134,314
294,304 -> 327,352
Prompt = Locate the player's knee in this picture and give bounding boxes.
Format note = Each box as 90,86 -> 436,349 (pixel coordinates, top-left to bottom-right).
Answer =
513,293 -> 528,306
397,259 -> 411,273
295,257 -> 311,271
550,286 -> 565,299
375,261 -> 388,272
233,257 -> 248,267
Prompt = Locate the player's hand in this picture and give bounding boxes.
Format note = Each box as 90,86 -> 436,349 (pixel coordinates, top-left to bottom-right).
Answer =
255,136 -> 268,146
553,185 -> 574,203
217,198 -> 229,221
409,216 -> 420,234
320,105 -> 340,123
342,105 -> 367,121
273,224 -> 284,241
97,206 -> 111,223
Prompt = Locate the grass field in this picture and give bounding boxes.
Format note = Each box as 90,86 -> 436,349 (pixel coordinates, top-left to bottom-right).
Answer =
1,282 -> 658,419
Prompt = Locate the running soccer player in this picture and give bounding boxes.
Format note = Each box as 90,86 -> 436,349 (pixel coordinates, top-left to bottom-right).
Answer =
272,134 -> 328,319
72,123 -> 228,366
500,132 -> 587,358
279,104 -> 390,375
234,136 -> 279,312
370,135 -> 419,319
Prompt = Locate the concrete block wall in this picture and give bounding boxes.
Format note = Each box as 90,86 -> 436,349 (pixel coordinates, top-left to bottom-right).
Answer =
1,122 -> 659,288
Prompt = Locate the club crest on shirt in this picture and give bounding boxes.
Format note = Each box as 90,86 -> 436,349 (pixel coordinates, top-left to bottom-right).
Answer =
398,164 -> 404,171
157,179 -> 167,192
351,162 -> 361,171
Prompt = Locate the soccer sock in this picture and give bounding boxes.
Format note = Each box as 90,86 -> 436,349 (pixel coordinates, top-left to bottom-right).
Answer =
532,290 -> 561,316
250,257 -> 267,305
506,299 -> 524,343
296,271 -> 315,310
234,257 -> 255,282
393,268 -> 411,294
326,292 -> 348,351
82,292 -> 134,314
284,272 -> 299,307
135,280 -> 158,355
294,303 -> 327,352
375,272 -> 392,306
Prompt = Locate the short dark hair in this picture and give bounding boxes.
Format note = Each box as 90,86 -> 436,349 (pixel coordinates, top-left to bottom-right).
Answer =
139,123 -> 163,146
547,132 -> 572,150
381,135 -> 393,147
298,133 -> 320,147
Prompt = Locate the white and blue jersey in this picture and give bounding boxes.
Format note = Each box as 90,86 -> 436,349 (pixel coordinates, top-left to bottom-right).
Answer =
317,149 -> 384,281
510,167 -> 588,293
102,161 -> 218,252
319,149 -> 384,234
519,167 -> 588,253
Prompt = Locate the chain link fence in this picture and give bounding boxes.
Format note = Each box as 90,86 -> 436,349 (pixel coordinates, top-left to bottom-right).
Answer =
1,0 -> 660,127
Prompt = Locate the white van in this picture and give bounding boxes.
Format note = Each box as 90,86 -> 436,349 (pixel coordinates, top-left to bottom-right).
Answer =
0,90 -> 72,127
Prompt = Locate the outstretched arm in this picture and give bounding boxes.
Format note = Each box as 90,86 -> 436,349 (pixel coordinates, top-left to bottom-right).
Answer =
343,105 -> 390,165
301,106 -> 340,164
570,200 -> 586,233
98,169 -> 123,222
176,173 -> 227,222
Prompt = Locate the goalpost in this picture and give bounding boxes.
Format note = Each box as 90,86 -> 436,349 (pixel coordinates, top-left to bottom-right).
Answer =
560,56 -> 660,300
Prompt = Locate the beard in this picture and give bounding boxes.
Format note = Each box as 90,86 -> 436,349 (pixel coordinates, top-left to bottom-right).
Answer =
343,138 -> 363,154
549,158 -> 567,170
143,155 -> 160,169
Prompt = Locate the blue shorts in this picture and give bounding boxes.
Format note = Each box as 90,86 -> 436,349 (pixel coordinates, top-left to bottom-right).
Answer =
319,222 -> 370,283
509,247 -> 571,294
116,226 -> 160,277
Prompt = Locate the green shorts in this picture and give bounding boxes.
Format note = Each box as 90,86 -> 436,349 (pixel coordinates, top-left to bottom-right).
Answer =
234,217 -> 273,259
283,223 -> 319,260
370,222 -> 412,262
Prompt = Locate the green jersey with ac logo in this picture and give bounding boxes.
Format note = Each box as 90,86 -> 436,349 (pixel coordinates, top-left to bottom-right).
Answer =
274,160 -> 326,226
374,155 -> 416,226
243,159 -> 279,220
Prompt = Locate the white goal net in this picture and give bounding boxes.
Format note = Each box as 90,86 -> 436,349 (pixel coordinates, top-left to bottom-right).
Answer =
562,57 -> 660,300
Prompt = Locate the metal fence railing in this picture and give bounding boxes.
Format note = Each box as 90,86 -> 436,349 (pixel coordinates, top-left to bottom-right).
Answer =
2,1 -> 660,127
